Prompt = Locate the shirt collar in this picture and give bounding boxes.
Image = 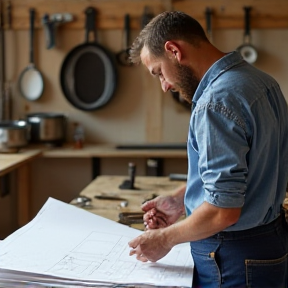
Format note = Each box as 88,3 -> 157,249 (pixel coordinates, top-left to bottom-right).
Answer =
192,50 -> 244,104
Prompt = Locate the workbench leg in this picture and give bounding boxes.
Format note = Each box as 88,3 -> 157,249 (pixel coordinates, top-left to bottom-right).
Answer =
17,164 -> 31,227
92,157 -> 101,179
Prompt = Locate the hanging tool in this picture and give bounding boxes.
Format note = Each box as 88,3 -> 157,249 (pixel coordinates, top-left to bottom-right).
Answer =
0,0 -> 5,120
205,7 -> 213,43
18,8 -> 44,101
237,6 -> 258,64
1,0 -> 12,120
42,13 -> 73,49
116,14 -> 133,66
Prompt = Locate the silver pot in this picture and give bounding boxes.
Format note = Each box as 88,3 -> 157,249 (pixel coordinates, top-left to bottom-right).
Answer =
26,112 -> 67,146
0,120 -> 30,153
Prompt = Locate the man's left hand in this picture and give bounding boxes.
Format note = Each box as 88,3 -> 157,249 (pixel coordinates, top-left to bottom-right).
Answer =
128,229 -> 172,262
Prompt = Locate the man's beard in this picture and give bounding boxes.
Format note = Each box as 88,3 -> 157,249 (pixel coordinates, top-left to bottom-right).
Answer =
173,62 -> 199,104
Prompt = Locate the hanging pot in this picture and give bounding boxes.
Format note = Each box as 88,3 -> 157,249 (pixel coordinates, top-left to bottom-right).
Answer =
237,6 -> 258,64
60,7 -> 117,111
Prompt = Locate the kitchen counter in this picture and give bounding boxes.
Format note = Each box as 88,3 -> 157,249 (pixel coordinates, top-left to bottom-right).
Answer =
73,175 -> 186,230
0,149 -> 42,176
0,149 -> 42,228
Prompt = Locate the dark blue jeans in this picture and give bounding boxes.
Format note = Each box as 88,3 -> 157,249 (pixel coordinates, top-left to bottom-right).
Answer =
191,211 -> 288,288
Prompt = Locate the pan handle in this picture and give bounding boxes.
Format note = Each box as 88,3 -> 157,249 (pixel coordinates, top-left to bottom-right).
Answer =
205,7 -> 213,42
84,7 -> 97,43
244,6 -> 252,41
29,8 -> 35,64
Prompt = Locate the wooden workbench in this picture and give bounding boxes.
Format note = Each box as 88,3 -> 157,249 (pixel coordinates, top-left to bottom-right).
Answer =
0,149 -> 42,176
75,175 -> 288,229
74,175 -> 186,229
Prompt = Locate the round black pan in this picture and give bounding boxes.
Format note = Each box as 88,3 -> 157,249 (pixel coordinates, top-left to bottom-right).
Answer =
60,7 -> 117,111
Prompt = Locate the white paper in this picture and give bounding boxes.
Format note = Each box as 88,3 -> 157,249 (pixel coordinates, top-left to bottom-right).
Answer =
0,198 -> 193,287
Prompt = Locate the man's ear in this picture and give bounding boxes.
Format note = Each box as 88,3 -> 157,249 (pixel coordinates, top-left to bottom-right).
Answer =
164,41 -> 182,62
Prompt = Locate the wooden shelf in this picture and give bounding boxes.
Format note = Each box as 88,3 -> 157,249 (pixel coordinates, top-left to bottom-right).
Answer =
2,0 -> 288,30
2,0 -> 172,30
174,0 -> 288,29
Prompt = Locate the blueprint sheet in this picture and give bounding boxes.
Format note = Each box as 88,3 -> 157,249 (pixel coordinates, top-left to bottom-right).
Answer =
0,198 -> 193,287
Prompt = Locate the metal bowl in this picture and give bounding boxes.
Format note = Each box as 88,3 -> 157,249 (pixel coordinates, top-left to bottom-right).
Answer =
0,120 -> 30,153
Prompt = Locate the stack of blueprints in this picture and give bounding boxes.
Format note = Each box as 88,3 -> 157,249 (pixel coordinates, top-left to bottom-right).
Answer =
0,198 -> 193,288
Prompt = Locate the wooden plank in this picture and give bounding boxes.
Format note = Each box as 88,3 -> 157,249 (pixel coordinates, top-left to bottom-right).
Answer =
3,0 -> 288,30
3,0 -> 170,30
42,144 -> 187,158
173,0 -> 288,29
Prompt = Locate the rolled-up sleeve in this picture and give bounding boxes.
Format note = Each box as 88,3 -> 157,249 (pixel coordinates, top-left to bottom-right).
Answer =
193,102 -> 249,208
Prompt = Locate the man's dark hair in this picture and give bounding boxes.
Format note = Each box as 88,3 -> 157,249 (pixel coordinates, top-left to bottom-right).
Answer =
129,11 -> 209,64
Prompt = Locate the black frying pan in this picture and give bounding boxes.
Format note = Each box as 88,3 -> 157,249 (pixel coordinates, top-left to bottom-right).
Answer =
60,7 -> 117,111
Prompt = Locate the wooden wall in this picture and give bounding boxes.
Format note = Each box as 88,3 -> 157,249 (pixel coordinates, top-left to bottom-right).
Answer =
2,0 -> 288,30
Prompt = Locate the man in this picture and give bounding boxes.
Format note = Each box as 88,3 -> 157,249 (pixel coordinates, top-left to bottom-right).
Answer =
128,11 -> 288,288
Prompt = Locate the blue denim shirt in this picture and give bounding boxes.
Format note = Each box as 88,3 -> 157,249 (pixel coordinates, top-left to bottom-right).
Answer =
184,51 -> 288,231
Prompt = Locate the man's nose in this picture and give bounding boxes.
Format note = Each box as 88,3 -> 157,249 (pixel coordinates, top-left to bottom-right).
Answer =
160,79 -> 170,92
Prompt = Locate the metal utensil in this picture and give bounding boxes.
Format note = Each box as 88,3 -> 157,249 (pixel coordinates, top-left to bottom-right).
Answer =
94,195 -> 127,201
70,195 -> 92,206
116,14 -> 133,66
237,6 -> 258,64
18,8 -> 44,101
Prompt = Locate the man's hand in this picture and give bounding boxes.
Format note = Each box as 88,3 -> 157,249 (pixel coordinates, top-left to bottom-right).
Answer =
142,193 -> 185,230
128,229 -> 172,262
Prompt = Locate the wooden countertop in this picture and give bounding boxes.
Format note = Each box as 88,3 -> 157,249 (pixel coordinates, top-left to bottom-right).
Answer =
41,144 -> 187,158
74,175 -> 186,229
0,149 -> 42,176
